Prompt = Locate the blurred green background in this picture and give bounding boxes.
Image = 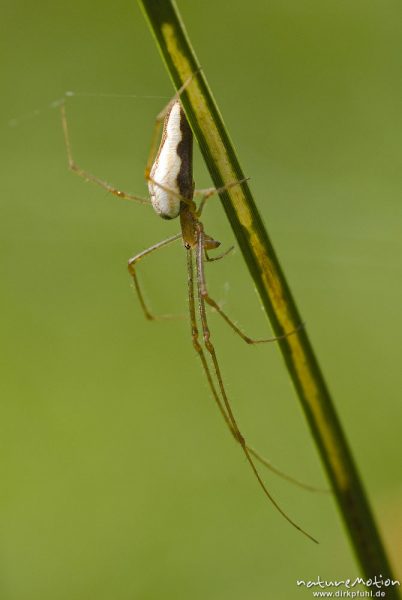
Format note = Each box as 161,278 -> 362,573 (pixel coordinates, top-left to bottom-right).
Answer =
1,1 -> 401,598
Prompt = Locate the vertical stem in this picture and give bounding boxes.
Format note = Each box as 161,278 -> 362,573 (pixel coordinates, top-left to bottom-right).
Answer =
137,0 -> 399,590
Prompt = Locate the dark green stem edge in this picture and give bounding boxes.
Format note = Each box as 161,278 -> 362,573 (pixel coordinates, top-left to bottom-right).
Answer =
137,0 -> 398,589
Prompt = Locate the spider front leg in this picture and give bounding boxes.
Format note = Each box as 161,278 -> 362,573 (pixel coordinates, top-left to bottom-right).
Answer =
128,234 -> 182,321
60,103 -> 151,206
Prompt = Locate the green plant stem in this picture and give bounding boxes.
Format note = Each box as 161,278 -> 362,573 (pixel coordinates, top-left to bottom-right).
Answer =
137,0 -> 398,589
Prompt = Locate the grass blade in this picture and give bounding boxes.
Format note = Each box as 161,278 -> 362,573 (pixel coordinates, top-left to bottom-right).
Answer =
137,0 -> 399,588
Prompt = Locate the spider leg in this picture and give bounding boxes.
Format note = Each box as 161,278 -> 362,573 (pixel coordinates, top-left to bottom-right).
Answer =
205,245 -> 235,263
200,241 -> 302,344
193,225 -> 318,542
128,234 -> 182,321
195,177 -> 249,216
61,103 -> 150,205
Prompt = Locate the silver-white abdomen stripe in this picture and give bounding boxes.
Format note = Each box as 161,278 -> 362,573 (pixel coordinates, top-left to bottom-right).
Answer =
149,101 -> 183,219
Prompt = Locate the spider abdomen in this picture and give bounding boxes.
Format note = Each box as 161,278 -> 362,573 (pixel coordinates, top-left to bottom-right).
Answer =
148,101 -> 193,219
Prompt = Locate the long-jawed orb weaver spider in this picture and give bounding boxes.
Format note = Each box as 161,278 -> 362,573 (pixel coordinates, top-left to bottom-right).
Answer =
61,73 -> 319,543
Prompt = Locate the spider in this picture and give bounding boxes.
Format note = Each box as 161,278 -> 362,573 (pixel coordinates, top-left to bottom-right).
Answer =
61,73 -> 318,543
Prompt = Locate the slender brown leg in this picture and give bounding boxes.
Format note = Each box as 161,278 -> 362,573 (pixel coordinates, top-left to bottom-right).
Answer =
204,245 -> 235,263
188,247 -> 325,493
128,234 -> 182,321
195,178 -> 302,343
61,103 -> 151,205
186,248 -> 237,430
197,234 -> 301,345
194,178 -> 250,216
203,294 -> 301,344
195,225 -> 318,543
246,446 -> 328,493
